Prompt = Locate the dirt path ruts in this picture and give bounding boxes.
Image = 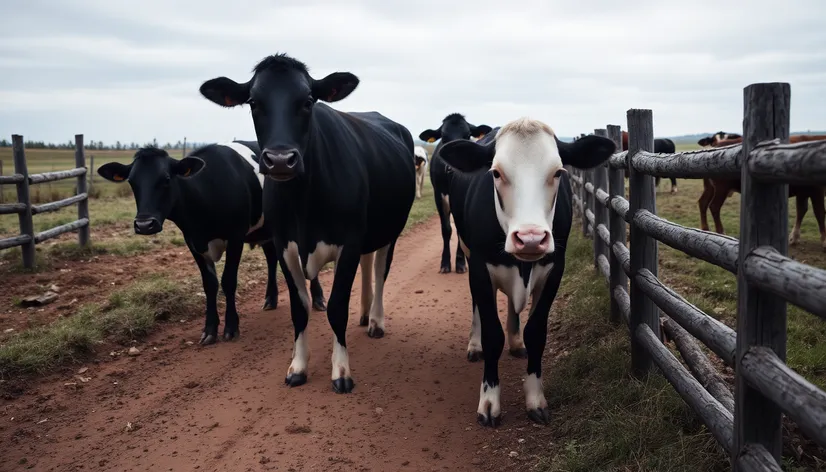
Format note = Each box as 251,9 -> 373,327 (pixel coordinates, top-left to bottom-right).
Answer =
0,216 -> 546,472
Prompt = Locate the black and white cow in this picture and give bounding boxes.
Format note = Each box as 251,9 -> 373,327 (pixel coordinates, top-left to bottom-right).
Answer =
419,114 -> 492,274
97,142 -> 327,345
414,145 -> 428,199
438,118 -> 614,427
198,53 -> 416,393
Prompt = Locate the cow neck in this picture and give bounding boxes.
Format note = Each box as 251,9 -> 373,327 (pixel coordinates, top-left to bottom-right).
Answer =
165,178 -> 187,227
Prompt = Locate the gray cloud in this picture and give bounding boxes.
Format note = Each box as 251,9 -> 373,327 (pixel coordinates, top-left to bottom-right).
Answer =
1,0 -> 824,144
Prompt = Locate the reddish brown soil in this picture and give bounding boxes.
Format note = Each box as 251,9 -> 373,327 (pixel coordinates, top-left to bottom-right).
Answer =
0,216 -> 563,472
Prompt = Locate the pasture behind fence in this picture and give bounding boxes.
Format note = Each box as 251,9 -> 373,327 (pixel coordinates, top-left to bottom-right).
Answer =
567,82 -> 826,471
0,134 -> 91,269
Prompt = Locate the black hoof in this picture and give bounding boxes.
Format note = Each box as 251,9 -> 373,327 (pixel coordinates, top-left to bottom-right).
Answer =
358,314 -> 369,327
455,263 -> 467,274
439,266 -> 451,274
477,411 -> 501,428
199,330 -> 218,345
467,350 -> 483,362
527,407 -> 551,425
222,329 -> 239,341
285,372 -> 307,387
262,296 -> 277,311
312,299 -> 327,312
509,347 -> 528,359
367,325 -> 384,338
332,377 -> 355,394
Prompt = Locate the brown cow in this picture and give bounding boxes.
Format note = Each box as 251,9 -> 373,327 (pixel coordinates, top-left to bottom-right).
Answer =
697,133 -> 826,250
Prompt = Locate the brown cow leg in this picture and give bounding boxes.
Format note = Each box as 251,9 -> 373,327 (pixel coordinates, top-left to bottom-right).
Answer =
709,184 -> 730,235
698,178 -> 714,231
789,193 -> 807,246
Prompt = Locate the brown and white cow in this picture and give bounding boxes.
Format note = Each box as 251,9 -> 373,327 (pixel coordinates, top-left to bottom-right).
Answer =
414,145 -> 428,199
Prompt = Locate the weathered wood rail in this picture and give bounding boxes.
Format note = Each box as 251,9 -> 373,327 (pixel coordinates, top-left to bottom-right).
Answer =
0,134 -> 91,268
567,82 -> 826,471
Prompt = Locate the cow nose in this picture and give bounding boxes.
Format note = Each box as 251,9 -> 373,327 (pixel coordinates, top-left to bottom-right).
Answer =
511,227 -> 551,253
261,148 -> 299,178
134,218 -> 161,235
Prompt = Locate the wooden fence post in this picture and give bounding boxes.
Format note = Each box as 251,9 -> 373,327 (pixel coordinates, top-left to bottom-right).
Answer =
593,129 -> 609,268
75,134 -> 90,247
183,137 -> 187,158
580,153 -> 589,238
88,155 -> 94,191
607,124 -> 626,324
733,83 -> 791,466
13,135 -> 35,269
0,160 -> 4,204
627,109 -> 660,377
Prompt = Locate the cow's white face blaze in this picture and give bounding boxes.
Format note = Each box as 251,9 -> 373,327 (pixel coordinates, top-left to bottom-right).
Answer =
490,127 -> 565,261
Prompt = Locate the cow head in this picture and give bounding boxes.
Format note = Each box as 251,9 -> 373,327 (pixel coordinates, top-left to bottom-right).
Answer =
97,147 -> 205,235
698,131 -> 741,147
414,146 -> 428,170
198,53 -> 359,181
439,118 -> 614,262
419,113 -> 491,145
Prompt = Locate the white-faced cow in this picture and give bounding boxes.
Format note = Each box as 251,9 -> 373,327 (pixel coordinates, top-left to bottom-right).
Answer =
97,142 -> 327,345
419,114 -> 492,274
414,145 -> 428,199
198,53 -> 416,394
438,118 -> 614,427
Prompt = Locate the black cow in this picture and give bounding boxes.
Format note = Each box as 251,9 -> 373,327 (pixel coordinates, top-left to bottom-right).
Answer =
438,118 -> 614,427
97,142 -> 327,345
198,53 -> 416,394
419,114 -> 492,274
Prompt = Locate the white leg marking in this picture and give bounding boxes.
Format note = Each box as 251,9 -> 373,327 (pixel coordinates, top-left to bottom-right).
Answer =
368,244 -> 391,335
507,303 -> 525,353
283,242 -> 310,313
467,305 -> 483,358
202,239 -> 227,263
524,373 -> 548,412
477,382 -> 501,420
306,242 -> 341,281
360,252 -> 375,324
789,220 -> 801,246
288,331 -> 310,377
331,337 -> 351,380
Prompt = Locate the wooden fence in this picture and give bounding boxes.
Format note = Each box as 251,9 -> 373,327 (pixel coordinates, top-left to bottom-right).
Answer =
0,134 -> 91,269
567,82 -> 826,471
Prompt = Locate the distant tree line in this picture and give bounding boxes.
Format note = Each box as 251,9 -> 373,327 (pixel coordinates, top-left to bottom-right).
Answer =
0,138 -> 212,151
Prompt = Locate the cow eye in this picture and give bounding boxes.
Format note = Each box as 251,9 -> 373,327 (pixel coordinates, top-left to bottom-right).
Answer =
492,169 -> 501,179
303,98 -> 314,110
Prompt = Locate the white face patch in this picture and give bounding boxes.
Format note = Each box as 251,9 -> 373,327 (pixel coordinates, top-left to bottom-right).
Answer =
491,130 -> 564,259
220,141 -> 264,188
202,239 -> 227,263
306,242 -> 341,281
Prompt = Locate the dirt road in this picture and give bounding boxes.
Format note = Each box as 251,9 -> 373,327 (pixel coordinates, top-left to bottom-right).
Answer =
1,216 -> 551,471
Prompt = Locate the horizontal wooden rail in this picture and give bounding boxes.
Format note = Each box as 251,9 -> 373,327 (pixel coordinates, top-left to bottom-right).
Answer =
610,196 -> 630,222
748,138 -> 826,184
740,346 -> 826,447
609,151 -> 628,169
635,268 -> 736,366
0,234 -> 32,251
630,144 -> 742,179
595,188 -> 610,206
612,242 -> 631,276
742,246 -> 826,320
735,444 -> 782,472
597,254 -> 610,282
596,224 -> 610,246
636,323 -> 734,454
613,286 -> 631,324
0,203 -> 26,215
0,174 -> 24,184
28,167 -> 86,185
31,193 -> 88,215
586,209 -> 595,227
585,182 -> 594,195
34,218 -> 89,244
571,174 -> 583,185
633,209 -> 739,274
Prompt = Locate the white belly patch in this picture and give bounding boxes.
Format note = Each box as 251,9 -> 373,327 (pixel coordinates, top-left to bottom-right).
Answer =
202,239 -> 227,263
485,262 -> 554,314
306,242 -> 341,280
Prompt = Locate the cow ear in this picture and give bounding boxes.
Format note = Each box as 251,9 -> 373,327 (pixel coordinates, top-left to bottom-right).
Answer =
419,129 -> 441,144
97,162 -> 131,183
469,124 -> 492,139
555,135 -> 615,169
439,139 -> 495,173
312,72 -> 359,103
199,77 -> 251,107
173,157 -> 206,178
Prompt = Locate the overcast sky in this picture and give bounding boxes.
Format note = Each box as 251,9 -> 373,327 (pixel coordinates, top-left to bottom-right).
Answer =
1,0 -> 824,145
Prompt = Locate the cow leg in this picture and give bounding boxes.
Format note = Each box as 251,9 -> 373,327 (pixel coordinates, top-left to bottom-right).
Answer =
467,301 -> 483,362
507,301 -> 527,358
219,239 -> 244,341
261,241 -> 279,311
709,188 -> 729,234
811,189 -> 826,251
670,178 -> 678,194
190,250 -> 220,345
367,240 -> 397,338
468,257 -> 504,428
523,262 -> 564,425
789,193 -> 807,246
655,176 -> 661,189
327,245 -> 361,394
698,179 -> 714,231
281,242 -> 312,387
435,191 -> 453,273
358,252 -> 375,326
310,276 -> 327,311
455,239 -> 467,274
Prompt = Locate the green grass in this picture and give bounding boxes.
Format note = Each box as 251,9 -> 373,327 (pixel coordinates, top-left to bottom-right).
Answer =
0,275 -> 199,377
